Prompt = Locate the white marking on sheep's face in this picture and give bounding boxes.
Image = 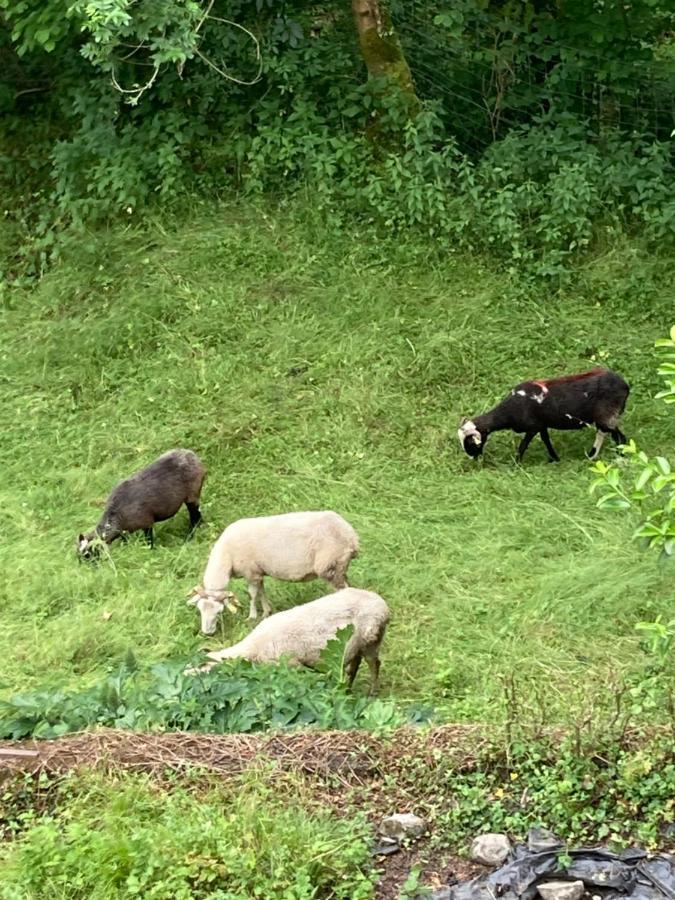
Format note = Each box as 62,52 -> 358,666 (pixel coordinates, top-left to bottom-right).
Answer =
531,392 -> 546,404
197,596 -> 224,635
458,419 -> 484,457
516,390 -> 526,396
458,419 -> 481,444
76,532 -> 100,560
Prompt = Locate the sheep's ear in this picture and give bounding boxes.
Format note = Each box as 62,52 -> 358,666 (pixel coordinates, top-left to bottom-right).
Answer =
459,416 -> 468,426
78,533 -> 85,543
186,589 -> 201,606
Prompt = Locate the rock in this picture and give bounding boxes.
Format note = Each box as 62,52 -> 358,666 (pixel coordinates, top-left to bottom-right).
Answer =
470,833 -> 512,867
378,813 -> 426,842
527,826 -> 564,853
537,880 -> 585,900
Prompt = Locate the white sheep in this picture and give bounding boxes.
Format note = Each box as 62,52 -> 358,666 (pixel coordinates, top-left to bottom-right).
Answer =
188,510 -> 360,633
190,588 -> 390,695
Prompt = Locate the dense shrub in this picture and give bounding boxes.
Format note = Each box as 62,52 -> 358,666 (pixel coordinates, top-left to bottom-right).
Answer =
0,1 -> 673,277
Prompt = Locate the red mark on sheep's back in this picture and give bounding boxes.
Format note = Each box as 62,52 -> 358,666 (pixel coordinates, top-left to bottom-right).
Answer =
532,368 -> 607,389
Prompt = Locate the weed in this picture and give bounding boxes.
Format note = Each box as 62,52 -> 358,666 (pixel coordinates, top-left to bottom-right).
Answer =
0,770 -> 378,899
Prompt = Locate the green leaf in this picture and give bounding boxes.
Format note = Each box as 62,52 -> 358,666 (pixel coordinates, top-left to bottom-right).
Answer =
651,474 -> 674,493
599,497 -> 631,510
315,625 -> 354,683
634,468 -> 652,491
655,457 -> 671,476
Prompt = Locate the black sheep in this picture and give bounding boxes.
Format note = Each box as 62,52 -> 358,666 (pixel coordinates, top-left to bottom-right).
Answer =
77,448 -> 206,558
458,368 -> 629,463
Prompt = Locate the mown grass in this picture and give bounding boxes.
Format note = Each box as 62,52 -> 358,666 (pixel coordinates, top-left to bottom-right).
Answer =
1,201 -> 673,722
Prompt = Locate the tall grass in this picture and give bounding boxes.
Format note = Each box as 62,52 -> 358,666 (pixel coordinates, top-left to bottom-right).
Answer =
0,769 -> 376,898
0,201 -> 673,723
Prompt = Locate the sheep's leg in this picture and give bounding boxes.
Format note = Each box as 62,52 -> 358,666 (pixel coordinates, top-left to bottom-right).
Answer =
540,429 -> 560,462
143,528 -> 154,548
365,656 -> 381,696
259,583 -> 272,618
185,501 -> 202,535
610,428 -> 627,446
343,634 -> 363,689
343,651 -> 362,689
247,579 -> 271,620
517,431 -> 536,462
586,429 -> 606,460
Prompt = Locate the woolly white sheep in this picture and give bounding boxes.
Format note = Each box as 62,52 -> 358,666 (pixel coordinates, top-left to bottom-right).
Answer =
191,587 -> 390,695
188,510 -> 360,632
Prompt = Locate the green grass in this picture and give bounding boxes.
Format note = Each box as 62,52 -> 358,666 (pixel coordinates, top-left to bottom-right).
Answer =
0,201 -> 673,722
0,769 -> 376,899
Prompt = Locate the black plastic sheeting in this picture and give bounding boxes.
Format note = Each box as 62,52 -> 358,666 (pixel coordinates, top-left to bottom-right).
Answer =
431,830 -> 675,900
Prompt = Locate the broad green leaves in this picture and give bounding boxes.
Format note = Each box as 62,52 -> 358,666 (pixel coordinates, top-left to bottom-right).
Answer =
0,0 -> 72,54
590,328 -> 675,559
0,653 -> 405,741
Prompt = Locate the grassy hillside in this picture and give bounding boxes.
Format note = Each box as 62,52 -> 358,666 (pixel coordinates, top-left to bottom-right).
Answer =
1,202 -> 673,723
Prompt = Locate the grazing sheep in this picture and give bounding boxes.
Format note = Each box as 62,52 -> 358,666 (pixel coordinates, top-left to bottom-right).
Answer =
77,448 -> 206,558
459,368 -> 629,463
191,588 -> 390,695
188,510 -> 360,631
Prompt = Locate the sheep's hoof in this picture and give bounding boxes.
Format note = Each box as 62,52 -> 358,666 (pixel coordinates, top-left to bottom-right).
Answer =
586,449 -> 598,460
247,613 -> 258,621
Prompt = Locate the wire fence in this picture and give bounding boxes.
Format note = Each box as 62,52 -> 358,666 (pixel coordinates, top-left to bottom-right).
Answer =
392,3 -> 675,151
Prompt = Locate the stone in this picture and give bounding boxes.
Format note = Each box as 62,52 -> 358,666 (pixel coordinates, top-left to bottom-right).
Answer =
469,833 -> 512,867
378,813 -> 426,842
537,880 -> 585,900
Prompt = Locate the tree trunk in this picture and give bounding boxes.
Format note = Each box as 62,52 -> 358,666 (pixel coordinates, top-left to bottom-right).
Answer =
351,0 -> 418,106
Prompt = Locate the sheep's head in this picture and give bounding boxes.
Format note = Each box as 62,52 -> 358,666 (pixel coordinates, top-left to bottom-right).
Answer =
76,531 -> 102,560
458,418 -> 485,458
187,586 -> 240,635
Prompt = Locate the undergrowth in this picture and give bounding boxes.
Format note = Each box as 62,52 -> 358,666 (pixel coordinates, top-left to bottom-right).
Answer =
0,651 -> 405,741
0,731 -> 673,897
0,770 -> 377,899
418,735 -> 675,851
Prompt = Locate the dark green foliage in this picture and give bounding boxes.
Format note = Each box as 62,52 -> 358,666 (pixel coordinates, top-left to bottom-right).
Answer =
0,1 -> 673,277
0,654 -> 404,741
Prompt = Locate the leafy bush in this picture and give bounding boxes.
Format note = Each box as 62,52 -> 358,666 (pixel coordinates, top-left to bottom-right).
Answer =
1,1 -> 673,278
591,326 -> 675,558
0,772 -> 377,899
0,651 -> 404,741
